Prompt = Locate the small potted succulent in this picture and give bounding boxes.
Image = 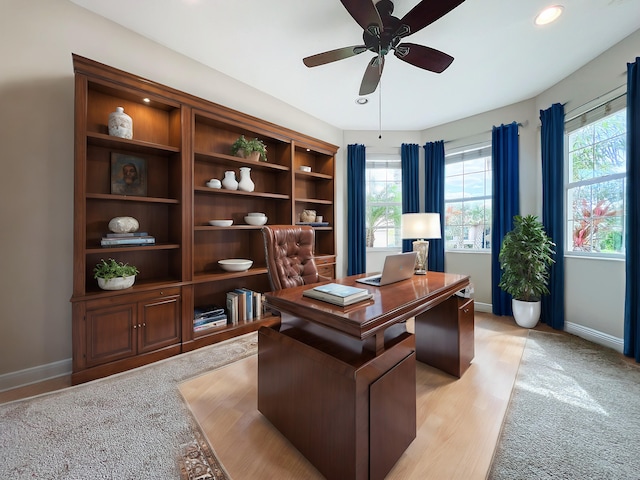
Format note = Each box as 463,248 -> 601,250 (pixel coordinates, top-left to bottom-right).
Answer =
231,135 -> 267,162
94,258 -> 139,290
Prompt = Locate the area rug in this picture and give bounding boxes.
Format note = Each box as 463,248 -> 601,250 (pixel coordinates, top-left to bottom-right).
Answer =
488,329 -> 640,479
0,333 -> 256,480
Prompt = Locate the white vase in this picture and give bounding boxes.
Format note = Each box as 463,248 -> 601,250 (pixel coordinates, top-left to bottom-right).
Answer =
238,167 -> 255,192
512,299 -> 541,328
108,106 -> 133,139
222,170 -> 238,190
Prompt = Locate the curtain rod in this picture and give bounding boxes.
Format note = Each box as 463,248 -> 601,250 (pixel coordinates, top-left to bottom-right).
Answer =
564,81 -> 626,121
442,120 -> 528,144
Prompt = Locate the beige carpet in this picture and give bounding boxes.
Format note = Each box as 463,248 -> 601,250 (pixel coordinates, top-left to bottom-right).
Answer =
0,334 -> 256,480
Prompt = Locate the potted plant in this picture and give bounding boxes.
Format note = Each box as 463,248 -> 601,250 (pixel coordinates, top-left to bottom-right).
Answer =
498,215 -> 555,328
231,135 -> 267,162
94,258 -> 139,290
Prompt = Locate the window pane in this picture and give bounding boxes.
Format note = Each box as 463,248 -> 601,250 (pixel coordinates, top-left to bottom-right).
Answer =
444,149 -> 492,251
366,160 -> 402,249
463,172 -> 486,198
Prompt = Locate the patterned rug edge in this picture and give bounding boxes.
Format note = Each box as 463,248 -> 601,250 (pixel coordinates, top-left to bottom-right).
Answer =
178,411 -> 231,480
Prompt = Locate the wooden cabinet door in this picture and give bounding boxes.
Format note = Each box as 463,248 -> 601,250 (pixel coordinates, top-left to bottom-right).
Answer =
85,303 -> 137,367
137,293 -> 181,354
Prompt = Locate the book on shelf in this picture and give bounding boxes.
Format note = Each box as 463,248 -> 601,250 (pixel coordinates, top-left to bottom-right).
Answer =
226,292 -> 239,325
194,305 -> 226,320
235,288 -> 254,321
302,283 -> 373,307
105,232 -> 149,238
193,316 -> 228,331
101,235 -> 155,247
254,292 -> 263,319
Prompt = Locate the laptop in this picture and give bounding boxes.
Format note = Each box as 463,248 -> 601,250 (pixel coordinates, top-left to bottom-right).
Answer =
356,251 -> 417,287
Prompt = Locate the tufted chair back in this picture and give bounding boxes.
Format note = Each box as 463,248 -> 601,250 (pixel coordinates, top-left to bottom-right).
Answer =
261,225 -> 322,291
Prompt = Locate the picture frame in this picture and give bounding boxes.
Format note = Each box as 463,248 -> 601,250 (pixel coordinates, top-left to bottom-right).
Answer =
110,153 -> 147,196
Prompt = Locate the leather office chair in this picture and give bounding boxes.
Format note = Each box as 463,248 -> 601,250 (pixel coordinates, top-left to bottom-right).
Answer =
261,225 -> 328,291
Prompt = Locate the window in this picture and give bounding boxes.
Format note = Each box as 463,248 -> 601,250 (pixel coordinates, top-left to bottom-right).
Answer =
365,156 -> 402,248
565,95 -> 626,256
444,144 -> 492,251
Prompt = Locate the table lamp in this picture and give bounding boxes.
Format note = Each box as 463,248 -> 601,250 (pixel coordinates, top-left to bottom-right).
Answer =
401,213 -> 442,275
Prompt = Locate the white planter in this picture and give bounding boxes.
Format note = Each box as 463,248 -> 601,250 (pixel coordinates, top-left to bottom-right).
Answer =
512,299 -> 541,328
97,275 -> 136,291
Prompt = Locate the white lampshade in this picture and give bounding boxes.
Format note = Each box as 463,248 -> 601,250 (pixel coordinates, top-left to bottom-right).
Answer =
401,213 -> 441,240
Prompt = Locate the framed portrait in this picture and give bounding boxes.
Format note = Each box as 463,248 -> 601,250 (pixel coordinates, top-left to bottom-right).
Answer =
110,153 -> 147,196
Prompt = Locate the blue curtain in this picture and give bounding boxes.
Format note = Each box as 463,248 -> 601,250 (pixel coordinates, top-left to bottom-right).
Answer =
540,103 -> 566,330
424,140 -> 446,272
624,57 -> 640,362
347,144 -> 366,275
491,122 -> 520,316
401,144 -> 420,253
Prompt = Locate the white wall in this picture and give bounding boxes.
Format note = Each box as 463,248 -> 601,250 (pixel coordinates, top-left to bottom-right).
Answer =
1,0 -> 637,388
0,0 -> 342,388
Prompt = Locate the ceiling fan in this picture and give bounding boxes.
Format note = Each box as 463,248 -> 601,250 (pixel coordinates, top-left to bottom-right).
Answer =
303,0 -> 466,95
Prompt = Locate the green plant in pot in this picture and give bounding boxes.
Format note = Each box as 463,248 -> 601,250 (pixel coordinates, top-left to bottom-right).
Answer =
94,258 -> 139,291
498,215 -> 555,328
231,135 -> 267,162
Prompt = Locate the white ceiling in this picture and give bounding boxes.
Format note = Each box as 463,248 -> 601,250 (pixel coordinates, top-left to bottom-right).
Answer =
70,0 -> 640,131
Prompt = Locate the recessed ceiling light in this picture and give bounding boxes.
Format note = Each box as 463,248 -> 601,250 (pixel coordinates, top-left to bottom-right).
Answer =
355,97 -> 368,105
143,98 -> 150,103
535,5 -> 564,25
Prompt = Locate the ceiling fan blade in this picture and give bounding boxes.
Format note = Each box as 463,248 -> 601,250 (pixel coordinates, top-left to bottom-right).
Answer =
394,43 -> 454,73
303,45 -> 368,67
340,0 -> 383,32
396,0 -> 466,38
359,55 -> 384,95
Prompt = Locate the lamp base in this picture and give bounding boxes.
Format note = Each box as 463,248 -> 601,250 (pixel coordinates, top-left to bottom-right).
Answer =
412,239 -> 430,275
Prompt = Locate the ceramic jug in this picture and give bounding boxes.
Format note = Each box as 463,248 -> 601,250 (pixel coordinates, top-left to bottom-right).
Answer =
238,167 -> 255,192
221,171 -> 239,190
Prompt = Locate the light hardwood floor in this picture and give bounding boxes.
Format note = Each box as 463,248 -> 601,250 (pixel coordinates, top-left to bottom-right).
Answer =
179,312 -> 530,480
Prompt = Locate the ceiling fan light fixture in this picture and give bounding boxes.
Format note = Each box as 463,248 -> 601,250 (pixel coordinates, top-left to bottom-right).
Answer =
535,5 -> 564,26
355,97 -> 369,105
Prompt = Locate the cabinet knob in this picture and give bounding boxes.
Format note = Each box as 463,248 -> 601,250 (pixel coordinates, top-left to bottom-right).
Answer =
133,324 -> 137,329
142,323 -> 146,327
463,308 -> 470,314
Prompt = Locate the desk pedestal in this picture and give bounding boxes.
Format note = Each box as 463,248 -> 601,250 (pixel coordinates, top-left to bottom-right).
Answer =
258,319 -> 416,480
415,297 -> 474,377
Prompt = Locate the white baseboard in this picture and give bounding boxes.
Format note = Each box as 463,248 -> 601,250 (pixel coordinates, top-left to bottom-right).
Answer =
0,358 -> 72,393
564,321 -> 624,353
473,301 -> 492,313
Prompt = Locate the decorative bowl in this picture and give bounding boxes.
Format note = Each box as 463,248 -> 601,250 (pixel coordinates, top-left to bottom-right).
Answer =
218,259 -> 253,272
97,275 -> 136,290
208,219 -> 233,227
244,215 -> 267,226
108,216 -> 139,234
247,212 -> 266,216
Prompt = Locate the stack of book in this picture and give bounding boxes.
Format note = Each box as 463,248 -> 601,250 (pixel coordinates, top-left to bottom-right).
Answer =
193,305 -> 228,332
302,283 -> 373,306
101,232 -> 156,247
226,288 -> 264,324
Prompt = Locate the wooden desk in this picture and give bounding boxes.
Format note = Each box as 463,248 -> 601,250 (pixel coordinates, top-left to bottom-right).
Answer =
259,272 -> 470,480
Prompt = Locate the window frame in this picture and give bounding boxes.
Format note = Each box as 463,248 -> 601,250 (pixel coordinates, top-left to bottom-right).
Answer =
444,143 -> 493,253
564,93 -> 627,259
364,153 -> 403,251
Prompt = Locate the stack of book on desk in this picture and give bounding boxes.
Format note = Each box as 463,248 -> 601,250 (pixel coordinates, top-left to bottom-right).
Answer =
101,232 -> 156,247
193,305 -> 228,332
303,283 -> 373,307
